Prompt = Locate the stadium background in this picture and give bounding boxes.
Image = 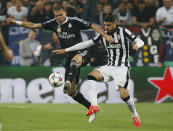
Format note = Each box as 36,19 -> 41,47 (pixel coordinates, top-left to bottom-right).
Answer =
0,0 -> 173,130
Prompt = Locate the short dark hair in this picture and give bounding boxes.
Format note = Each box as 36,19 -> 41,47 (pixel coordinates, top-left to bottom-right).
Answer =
104,15 -> 116,22
53,5 -> 66,11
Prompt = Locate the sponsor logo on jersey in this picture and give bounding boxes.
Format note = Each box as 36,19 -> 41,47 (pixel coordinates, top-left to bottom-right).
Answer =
58,32 -> 76,39
107,43 -> 121,49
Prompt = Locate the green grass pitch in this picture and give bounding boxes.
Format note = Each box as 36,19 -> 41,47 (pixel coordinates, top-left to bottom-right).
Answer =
0,103 -> 173,131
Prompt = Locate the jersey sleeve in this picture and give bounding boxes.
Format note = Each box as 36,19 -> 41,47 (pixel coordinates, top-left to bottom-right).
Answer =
92,34 -> 102,44
73,17 -> 92,30
41,19 -> 55,31
124,28 -> 137,41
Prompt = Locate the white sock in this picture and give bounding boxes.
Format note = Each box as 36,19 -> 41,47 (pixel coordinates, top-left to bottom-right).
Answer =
125,97 -> 138,117
87,80 -> 98,106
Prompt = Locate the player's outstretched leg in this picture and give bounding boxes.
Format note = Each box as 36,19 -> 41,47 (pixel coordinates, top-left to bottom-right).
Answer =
120,87 -> 141,127
72,91 -> 91,109
86,75 -> 101,122
64,60 -> 78,93
65,54 -> 91,109
67,81 -> 91,109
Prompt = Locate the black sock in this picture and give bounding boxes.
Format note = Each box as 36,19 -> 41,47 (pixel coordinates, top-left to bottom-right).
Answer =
73,92 -> 91,109
67,60 -> 78,83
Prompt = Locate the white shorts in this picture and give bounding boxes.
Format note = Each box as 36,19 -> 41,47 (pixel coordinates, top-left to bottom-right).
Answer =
95,65 -> 130,90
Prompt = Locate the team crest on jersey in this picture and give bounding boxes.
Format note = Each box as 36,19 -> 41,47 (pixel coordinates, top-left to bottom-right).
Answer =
68,23 -> 72,28
57,26 -> 61,32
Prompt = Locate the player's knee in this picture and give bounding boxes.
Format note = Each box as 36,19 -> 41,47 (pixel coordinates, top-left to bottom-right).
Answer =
87,75 -> 97,81
119,87 -> 130,100
122,95 -> 130,102
72,55 -> 82,66
70,60 -> 78,67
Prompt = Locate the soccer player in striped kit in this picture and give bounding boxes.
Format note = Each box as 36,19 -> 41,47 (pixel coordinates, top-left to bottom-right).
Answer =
53,15 -> 144,127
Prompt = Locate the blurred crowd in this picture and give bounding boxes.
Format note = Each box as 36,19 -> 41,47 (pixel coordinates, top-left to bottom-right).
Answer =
0,0 -> 173,66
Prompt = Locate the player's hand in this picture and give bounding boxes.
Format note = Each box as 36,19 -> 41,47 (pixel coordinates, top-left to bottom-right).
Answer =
132,44 -> 139,51
105,35 -> 115,43
52,49 -> 66,54
6,18 -> 16,24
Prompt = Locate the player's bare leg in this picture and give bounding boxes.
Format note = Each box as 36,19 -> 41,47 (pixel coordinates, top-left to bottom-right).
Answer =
87,70 -> 103,122
119,87 -> 141,127
64,54 -> 91,109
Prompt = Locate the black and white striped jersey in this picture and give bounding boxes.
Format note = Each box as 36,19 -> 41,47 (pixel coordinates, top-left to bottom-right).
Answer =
92,26 -> 137,67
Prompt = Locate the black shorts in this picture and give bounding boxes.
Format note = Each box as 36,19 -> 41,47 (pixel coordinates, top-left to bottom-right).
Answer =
64,50 -> 90,83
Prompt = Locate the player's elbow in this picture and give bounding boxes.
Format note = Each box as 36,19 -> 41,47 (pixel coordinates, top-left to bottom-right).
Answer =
135,38 -> 144,48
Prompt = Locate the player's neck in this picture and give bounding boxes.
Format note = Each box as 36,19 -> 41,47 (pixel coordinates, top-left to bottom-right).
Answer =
57,17 -> 68,25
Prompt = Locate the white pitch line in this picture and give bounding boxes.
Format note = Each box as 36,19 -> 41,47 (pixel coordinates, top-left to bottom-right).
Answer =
7,105 -> 28,109
0,122 -> 1,131
5,106 -> 28,109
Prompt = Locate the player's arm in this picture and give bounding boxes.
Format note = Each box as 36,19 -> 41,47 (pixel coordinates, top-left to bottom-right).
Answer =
91,23 -> 114,43
73,17 -> 114,43
52,40 -> 95,54
124,28 -> 144,50
0,32 -> 13,61
6,18 -> 43,29
132,38 -> 144,50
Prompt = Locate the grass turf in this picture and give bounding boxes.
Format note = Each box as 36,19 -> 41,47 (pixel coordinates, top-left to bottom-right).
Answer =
0,103 -> 173,131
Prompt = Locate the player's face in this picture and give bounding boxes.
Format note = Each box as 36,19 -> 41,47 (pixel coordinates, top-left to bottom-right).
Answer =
54,10 -> 67,23
104,21 -> 116,33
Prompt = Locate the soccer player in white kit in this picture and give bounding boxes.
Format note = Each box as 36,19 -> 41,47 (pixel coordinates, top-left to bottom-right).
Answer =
53,15 -> 144,127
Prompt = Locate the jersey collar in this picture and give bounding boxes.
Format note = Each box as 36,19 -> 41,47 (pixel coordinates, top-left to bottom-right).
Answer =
56,17 -> 69,25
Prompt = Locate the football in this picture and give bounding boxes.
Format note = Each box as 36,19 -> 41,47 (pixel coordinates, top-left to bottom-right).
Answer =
48,72 -> 64,87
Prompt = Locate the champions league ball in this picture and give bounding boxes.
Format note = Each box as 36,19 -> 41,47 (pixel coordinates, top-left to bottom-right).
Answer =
49,72 -> 64,87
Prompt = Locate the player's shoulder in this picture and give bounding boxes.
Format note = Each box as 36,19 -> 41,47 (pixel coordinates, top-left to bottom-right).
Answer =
69,17 -> 82,21
68,17 -> 86,23
117,26 -> 125,31
113,26 -> 126,34
43,18 -> 56,24
118,26 -> 131,33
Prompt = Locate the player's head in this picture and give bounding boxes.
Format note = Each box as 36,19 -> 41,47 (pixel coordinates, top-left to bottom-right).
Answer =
53,5 -> 67,23
104,15 -> 117,33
